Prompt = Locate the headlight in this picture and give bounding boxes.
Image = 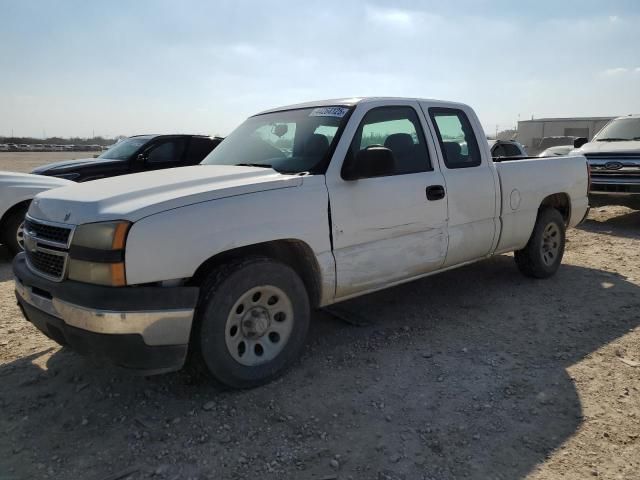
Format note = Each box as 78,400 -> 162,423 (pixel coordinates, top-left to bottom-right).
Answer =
72,221 -> 130,250
68,221 -> 130,286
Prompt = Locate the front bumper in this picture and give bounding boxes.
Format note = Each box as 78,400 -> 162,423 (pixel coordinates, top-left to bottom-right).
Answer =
13,253 -> 199,374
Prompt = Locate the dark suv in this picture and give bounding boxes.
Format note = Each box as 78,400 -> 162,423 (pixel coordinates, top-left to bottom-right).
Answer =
31,134 -> 223,182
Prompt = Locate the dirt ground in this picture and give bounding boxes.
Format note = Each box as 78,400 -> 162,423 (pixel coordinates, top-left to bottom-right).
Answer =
0,153 -> 638,479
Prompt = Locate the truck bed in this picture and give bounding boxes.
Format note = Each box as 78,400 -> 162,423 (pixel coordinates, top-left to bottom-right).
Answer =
493,155 -> 590,253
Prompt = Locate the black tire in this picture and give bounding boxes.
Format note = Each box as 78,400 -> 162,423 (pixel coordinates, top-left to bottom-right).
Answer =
193,256 -> 310,389
1,205 -> 28,257
515,208 -> 566,278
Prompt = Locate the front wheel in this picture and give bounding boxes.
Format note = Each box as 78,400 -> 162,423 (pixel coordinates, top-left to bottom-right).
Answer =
194,257 -> 310,389
514,208 -> 566,278
1,205 -> 28,257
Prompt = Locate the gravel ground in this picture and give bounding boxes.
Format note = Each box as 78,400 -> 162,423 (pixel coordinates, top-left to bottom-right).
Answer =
0,155 -> 638,479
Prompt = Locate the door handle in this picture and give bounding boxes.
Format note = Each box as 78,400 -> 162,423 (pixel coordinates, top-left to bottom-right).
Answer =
426,185 -> 445,201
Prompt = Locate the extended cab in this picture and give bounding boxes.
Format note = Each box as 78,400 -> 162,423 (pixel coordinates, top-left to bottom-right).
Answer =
13,98 -> 590,388
572,115 -> 640,200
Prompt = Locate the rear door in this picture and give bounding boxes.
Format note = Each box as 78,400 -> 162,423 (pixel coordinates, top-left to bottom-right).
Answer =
422,104 -> 499,267
326,101 -> 449,299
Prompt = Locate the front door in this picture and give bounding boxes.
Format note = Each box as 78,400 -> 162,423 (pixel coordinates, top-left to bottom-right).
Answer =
133,137 -> 188,173
326,103 -> 449,299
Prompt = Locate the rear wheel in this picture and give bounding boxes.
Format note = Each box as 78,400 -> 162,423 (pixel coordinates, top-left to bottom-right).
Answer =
1,205 -> 28,257
515,208 -> 566,278
194,256 -> 310,389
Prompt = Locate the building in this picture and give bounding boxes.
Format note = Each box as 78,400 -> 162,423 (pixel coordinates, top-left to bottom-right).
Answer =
517,116 -> 614,154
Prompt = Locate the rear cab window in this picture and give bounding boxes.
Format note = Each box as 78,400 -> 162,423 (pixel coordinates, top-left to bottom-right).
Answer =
429,108 -> 482,169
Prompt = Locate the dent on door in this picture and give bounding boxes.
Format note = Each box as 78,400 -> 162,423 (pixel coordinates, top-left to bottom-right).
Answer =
333,224 -> 448,298
331,173 -> 448,299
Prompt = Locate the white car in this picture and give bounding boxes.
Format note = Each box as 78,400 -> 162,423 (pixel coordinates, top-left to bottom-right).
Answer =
14,97 -> 589,388
0,172 -> 73,255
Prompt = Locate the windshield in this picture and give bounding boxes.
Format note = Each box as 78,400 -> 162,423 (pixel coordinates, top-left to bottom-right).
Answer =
201,106 -> 352,173
99,136 -> 153,160
594,118 -> 640,141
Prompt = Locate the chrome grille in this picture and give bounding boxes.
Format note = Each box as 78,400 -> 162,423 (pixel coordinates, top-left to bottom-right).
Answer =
25,248 -> 66,280
24,217 -> 72,246
23,216 -> 74,281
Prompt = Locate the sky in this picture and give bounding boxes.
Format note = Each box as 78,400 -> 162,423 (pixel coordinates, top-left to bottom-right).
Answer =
1,0 -> 640,139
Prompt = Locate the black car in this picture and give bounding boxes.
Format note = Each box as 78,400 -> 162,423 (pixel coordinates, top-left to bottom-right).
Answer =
32,134 -> 223,182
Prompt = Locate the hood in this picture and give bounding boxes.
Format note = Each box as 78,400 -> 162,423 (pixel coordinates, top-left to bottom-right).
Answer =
29,165 -> 303,225
577,140 -> 640,154
31,157 -> 122,173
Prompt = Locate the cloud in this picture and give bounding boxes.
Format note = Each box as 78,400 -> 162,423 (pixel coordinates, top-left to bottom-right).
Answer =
601,67 -> 640,76
602,67 -> 629,76
364,5 -> 442,34
366,6 -> 414,28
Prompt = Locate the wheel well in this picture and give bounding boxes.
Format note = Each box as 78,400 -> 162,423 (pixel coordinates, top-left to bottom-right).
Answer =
539,193 -> 570,224
0,200 -> 30,229
190,240 -> 323,308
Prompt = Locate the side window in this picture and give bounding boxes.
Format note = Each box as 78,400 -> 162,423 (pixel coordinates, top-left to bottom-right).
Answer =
348,106 -> 431,176
429,108 -> 482,169
185,137 -> 216,164
146,138 -> 187,164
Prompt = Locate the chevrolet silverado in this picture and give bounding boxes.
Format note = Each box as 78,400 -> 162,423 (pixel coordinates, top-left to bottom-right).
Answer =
14,97 -> 590,388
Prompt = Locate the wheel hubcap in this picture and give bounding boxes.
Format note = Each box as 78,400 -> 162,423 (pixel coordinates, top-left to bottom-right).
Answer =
541,222 -> 560,266
225,285 -> 294,366
16,221 -> 25,250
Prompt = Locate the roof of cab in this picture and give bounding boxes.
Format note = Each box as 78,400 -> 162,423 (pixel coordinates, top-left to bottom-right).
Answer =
255,97 -> 470,116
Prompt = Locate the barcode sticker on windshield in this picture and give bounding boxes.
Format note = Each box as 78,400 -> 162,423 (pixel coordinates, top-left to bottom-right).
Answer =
309,107 -> 349,118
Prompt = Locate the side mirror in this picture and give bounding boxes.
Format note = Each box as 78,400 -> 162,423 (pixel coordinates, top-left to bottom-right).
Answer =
137,153 -> 147,162
343,147 -> 395,180
574,137 -> 588,149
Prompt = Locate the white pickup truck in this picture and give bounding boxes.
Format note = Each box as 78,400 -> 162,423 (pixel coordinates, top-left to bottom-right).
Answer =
13,97 -> 590,388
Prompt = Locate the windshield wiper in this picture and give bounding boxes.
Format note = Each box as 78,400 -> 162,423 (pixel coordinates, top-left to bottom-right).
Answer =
236,163 -> 273,169
235,163 -> 301,175
596,137 -> 630,142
